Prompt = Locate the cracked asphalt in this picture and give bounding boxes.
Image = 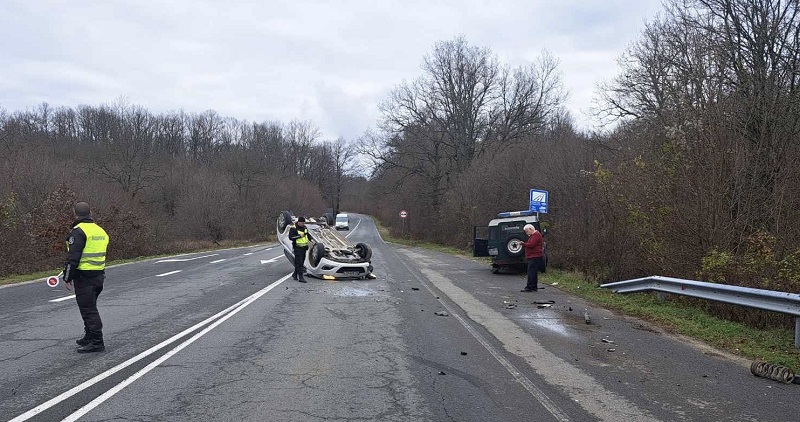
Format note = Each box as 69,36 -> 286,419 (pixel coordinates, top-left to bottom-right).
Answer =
0,215 -> 795,421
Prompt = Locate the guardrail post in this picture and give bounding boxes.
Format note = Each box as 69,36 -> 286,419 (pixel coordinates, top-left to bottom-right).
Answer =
657,292 -> 666,302
796,317 -> 800,349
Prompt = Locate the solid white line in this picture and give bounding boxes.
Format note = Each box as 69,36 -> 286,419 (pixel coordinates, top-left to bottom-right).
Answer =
61,274 -> 292,422
155,270 -> 181,277
155,254 -> 218,263
7,289 -> 262,422
393,250 -> 569,421
48,295 -> 75,303
209,259 -> 226,264
345,216 -> 362,238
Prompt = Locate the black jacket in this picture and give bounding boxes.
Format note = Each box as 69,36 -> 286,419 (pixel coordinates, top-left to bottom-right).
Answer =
64,216 -> 105,282
288,225 -> 309,249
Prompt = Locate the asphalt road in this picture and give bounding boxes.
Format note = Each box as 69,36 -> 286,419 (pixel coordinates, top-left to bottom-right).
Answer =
0,215 -> 794,421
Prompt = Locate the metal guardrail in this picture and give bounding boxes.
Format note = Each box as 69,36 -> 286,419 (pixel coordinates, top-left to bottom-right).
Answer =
600,276 -> 800,348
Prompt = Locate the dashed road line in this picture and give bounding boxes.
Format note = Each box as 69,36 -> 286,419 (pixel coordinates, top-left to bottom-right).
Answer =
59,274 -> 292,422
9,273 -> 292,422
156,254 -> 219,263
48,295 -> 75,303
209,259 -> 226,264
155,270 -> 181,277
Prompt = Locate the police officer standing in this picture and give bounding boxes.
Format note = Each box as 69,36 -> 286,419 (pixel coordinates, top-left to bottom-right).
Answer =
64,202 -> 109,353
288,217 -> 309,283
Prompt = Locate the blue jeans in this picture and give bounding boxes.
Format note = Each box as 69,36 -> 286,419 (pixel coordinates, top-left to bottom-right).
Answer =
526,257 -> 544,290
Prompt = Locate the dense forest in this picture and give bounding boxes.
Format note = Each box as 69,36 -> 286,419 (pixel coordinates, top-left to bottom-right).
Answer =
0,104 -> 358,276
2,0 -> 798,326
361,0 -> 800,327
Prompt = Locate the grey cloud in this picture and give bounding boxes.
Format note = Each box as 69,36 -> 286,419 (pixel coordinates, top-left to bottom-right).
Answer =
0,0 -> 664,138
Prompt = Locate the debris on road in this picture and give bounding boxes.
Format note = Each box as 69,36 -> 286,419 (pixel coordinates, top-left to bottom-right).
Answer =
551,282 -> 559,286
438,371 -> 446,375
533,300 -> 555,305
434,311 -> 449,316
411,287 -> 420,291
584,310 -> 592,324
505,303 -> 517,309
751,360 -> 797,384
537,304 -> 552,309
601,338 -> 615,344
460,351 -> 468,356
607,348 -> 616,352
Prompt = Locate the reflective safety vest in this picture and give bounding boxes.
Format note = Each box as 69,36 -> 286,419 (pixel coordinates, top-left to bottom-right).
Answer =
73,222 -> 109,270
295,226 -> 309,247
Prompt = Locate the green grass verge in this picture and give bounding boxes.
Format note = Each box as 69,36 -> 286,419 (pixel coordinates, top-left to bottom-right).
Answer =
372,215 -> 800,370
372,216 -> 472,257
0,239 -> 267,287
540,270 -> 800,370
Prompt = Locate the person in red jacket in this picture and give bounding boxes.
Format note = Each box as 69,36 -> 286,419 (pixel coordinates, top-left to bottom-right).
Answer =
521,224 -> 543,292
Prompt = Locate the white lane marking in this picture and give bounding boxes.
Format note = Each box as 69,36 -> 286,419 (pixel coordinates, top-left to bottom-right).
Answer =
1,244 -> 278,290
8,284 -> 269,422
260,256 -> 282,264
392,249 -> 570,421
243,252 -> 254,256
345,216 -> 362,238
156,254 -> 218,263
48,295 -> 75,303
262,247 -> 273,252
155,270 -> 181,277
60,274 -> 292,422
209,259 -> 226,264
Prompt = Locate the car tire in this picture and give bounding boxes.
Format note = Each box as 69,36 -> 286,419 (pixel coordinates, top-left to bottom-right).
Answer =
504,235 -> 525,258
277,211 -> 292,233
355,242 -> 372,261
309,243 -> 325,267
322,213 -> 334,226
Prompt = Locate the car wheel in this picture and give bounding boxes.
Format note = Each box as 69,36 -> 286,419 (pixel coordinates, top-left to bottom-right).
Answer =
309,243 -> 325,267
504,235 -> 525,258
355,242 -> 372,261
277,211 -> 292,233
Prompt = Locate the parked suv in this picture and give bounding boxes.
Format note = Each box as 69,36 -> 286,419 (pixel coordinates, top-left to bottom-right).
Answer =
473,210 -> 546,274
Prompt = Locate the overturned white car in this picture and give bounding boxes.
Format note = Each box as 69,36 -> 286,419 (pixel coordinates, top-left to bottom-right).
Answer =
276,211 -> 374,279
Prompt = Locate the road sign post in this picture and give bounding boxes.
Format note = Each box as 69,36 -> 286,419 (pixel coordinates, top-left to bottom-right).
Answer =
529,189 -> 549,214
399,210 -> 408,237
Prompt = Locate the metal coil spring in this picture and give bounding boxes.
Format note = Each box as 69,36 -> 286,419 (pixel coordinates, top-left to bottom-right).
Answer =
750,360 -> 795,384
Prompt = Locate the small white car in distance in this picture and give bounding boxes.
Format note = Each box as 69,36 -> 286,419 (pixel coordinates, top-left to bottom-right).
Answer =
335,213 -> 349,230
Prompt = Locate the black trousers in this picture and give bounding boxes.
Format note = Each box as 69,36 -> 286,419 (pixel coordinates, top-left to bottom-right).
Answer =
74,272 -> 104,342
525,257 -> 544,290
293,246 -> 307,277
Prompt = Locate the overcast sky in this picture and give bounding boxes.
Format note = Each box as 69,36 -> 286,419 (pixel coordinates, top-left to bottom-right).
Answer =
0,0 -> 664,140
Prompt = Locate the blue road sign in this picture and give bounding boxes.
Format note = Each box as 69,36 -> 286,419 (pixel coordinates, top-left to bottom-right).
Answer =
529,189 -> 548,213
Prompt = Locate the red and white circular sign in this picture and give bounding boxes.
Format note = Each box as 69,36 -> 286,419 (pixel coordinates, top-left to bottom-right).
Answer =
46,276 -> 60,287
399,210 -> 408,219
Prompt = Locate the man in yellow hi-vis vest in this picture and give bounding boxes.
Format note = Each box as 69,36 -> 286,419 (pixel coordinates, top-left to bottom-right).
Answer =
288,216 -> 309,283
64,202 -> 109,353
